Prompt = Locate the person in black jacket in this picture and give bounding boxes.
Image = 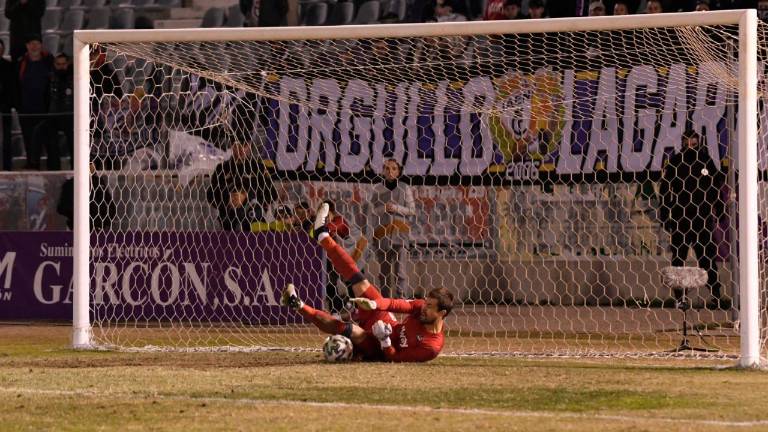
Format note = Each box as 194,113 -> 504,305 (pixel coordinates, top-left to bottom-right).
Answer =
38,53 -> 73,170
17,34 -> 53,170
4,0 -> 44,62
0,39 -> 15,171
206,140 -> 277,231
57,160 -> 117,231
659,129 -> 725,307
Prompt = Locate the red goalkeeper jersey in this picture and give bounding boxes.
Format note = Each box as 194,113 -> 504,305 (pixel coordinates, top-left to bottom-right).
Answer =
373,298 -> 445,363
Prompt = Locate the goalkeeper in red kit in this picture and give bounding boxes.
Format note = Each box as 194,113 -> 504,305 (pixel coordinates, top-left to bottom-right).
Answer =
281,203 -> 454,362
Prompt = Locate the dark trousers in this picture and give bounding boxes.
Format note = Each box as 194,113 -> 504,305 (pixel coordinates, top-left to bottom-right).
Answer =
19,114 -> 47,169
325,259 -> 347,314
36,114 -> 73,171
1,110 -> 11,170
670,227 -> 722,300
376,245 -> 408,299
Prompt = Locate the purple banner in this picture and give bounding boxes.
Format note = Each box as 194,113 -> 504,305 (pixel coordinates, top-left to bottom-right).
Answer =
0,231 -> 325,323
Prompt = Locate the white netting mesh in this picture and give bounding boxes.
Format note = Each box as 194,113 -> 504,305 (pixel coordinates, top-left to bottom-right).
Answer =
82,21 -> 767,359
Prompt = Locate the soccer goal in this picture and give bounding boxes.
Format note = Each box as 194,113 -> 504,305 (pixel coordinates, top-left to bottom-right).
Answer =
72,10 -> 765,366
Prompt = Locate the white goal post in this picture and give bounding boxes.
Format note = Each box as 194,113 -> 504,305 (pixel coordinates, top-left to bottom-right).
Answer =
71,10 -> 762,367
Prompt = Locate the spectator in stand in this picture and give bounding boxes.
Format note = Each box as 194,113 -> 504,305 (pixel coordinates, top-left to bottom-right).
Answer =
4,0 -> 44,63
645,0 -> 664,13
38,53 -> 73,171
206,140 -> 277,231
0,40 -> 14,171
17,33 -> 52,170
588,1 -> 606,15
659,129 -> 725,309
428,0 -> 467,22
760,0 -> 768,21
613,1 -> 631,14
369,158 -> 415,299
503,0 -> 524,19
528,0 -> 546,18
57,160 -> 116,231
695,0 -> 710,10
483,0 -> 507,19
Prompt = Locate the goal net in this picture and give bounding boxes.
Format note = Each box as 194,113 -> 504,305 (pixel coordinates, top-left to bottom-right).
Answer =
75,12 -> 766,363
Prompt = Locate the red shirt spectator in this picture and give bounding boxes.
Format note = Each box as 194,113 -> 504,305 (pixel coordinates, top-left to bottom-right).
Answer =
483,0 -> 507,20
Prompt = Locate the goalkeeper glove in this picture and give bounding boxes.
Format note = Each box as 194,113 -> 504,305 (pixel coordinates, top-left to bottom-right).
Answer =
350,297 -> 377,311
372,320 -> 392,349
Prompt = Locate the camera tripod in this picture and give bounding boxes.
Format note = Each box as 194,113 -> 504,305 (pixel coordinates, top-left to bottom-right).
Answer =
668,288 -> 718,353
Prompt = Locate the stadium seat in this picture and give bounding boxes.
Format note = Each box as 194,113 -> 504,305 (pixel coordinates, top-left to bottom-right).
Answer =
87,7 -> 111,29
42,8 -> 63,32
326,1 -> 353,25
82,0 -> 108,6
225,5 -> 245,27
302,2 -> 328,26
110,7 -> 135,29
42,33 -> 60,54
60,9 -> 86,33
132,0 -> 155,6
46,0 -> 57,7
0,16 -> 8,32
353,0 -> 379,24
201,7 -> 225,28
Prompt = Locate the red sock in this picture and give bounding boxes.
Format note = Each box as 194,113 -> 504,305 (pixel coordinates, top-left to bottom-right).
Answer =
320,237 -> 360,282
299,304 -> 346,335
362,285 -> 383,302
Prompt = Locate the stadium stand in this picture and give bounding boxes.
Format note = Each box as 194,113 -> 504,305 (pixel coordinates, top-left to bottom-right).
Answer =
5,0 -> 766,170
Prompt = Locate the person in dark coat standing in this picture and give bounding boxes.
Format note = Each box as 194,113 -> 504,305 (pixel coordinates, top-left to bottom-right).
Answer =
16,33 -> 53,170
4,0 -> 45,62
57,161 -> 117,231
659,129 -> 725,307
206,140 -> 278,231
0,39 -> 15,170
39,53 -> 73,170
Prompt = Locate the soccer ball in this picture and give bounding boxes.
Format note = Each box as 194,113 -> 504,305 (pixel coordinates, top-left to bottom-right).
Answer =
322,335 -> 354,362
